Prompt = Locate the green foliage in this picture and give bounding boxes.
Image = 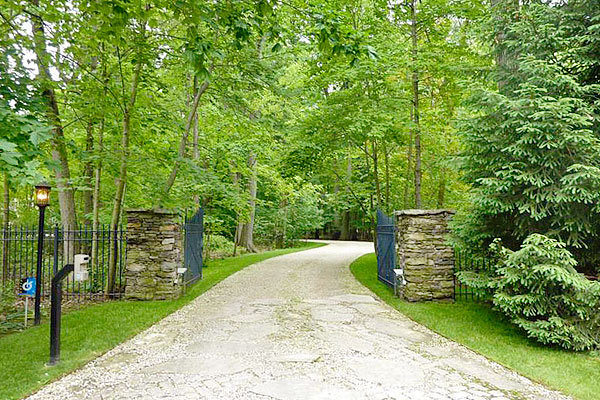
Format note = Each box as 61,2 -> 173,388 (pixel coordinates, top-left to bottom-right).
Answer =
256,180 -> 325,245
490,234 -> 600,351
456,0 -> 600,273
0,0 -> 499,248
0,27 -> 50,184
204,234 -> 235,261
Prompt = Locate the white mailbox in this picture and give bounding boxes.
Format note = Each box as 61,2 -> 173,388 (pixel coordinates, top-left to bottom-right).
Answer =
74,254 -> 90,282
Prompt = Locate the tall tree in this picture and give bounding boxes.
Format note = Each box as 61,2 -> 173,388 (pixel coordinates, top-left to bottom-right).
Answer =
2,175 -> 8,284
29,0 -> 78,232
106,40 -> 145,295
410,0 -> 422,208
457,0 -> 600,273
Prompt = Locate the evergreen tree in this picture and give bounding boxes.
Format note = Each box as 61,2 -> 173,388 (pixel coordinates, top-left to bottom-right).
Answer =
457,0 -> 600,273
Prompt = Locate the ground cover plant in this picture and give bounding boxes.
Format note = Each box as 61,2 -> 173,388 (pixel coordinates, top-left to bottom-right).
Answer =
350,253 -> 600,400
0,242 -> 322,400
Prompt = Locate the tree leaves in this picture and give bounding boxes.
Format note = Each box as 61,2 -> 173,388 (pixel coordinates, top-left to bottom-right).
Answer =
457,0 -> 600,268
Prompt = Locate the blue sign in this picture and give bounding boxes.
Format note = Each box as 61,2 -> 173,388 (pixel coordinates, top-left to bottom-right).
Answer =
19,277 -> 36,297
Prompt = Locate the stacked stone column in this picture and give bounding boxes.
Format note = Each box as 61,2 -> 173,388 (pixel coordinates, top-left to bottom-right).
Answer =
124,209 -> 183,300
395,209 -> 455,302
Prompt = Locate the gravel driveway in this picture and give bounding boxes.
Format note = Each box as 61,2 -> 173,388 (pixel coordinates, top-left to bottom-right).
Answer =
27,241 -> 569,400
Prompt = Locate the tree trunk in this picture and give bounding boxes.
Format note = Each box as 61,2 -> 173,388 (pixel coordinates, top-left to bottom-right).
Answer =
403,106 -> 414,209
30,1 -> 78,236
192,77 -> 200,207
363,142 -> 377,250
83,121 -> 94,226
437,168 -> 446,208
384,143 -> 390,209
372,140 -> 382,208
275,198 -> 288,248
339,154 -> 352,241
91,117 -> 104,272
410,0 -> 422,209
332,159 -> 341,238
237,153 -> 258,253
370,193 -> 377,252
234,35 -> 268,252
106,49 -> 143,295
2,174 -> 9,284
163,78 -> 210,197
232,171 -> 241,257
340,211 -> 351,241
91,55 -> 107,273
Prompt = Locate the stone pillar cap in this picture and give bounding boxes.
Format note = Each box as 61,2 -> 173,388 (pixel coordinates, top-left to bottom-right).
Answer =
125,208 -> 180,215
394,209 -> 456,216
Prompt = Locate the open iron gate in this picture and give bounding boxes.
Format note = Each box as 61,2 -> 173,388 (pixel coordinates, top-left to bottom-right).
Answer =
376,209 -> 396,287
183,208 -> 204,284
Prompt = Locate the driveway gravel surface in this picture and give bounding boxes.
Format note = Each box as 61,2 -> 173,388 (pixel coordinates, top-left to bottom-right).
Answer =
27,241 -> 569,400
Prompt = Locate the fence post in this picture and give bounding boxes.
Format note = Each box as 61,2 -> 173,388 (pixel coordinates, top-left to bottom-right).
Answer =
53,225 -> 59,275
1,223 -> 7,285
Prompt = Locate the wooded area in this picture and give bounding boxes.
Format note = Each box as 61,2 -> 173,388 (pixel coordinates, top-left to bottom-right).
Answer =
1,0 -> 599,270
0,0 -> 482,248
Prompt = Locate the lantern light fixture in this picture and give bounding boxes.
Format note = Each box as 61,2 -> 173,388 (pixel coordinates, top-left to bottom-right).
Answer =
34,182 -> 51,207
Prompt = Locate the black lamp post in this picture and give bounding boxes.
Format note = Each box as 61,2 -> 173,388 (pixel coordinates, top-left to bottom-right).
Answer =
34,182 -> 50,326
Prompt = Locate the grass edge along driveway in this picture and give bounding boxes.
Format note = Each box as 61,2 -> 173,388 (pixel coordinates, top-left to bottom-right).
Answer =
350,253 -> 600,400
0,242 -> 324,400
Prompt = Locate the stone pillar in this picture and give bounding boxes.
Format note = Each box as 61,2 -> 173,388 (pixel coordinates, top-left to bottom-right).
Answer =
395,209 -> 455,302
124,209 -> 182,300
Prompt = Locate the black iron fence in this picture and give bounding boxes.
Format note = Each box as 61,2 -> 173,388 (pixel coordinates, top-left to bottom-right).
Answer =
1,225 -> 126,300
453,248 -> 494,302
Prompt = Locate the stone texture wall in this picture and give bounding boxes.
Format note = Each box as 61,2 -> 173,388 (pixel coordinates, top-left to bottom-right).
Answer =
124,209 -> 183,300
395,209 -> 455,302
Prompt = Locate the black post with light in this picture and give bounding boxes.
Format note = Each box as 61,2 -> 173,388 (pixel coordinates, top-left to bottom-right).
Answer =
34,182 -> 50,326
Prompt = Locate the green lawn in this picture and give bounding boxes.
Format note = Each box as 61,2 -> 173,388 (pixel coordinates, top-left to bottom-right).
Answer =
350,253 -> 600,400
0,242 -> 323,400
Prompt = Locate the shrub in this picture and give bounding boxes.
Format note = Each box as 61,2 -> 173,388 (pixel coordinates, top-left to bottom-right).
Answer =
490,234 -> 600,351
203,234 -> 235,261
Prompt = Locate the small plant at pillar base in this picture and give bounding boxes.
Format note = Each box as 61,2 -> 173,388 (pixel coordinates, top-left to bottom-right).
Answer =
461,234 -> 600,351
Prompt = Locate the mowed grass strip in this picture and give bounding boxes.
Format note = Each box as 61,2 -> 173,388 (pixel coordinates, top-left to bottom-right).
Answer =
350,253 -> 600,400
0,242 -> 324,400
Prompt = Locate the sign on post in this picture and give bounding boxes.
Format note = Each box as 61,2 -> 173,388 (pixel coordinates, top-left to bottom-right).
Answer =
19,277 -> 36,296
19,277 -> 36,327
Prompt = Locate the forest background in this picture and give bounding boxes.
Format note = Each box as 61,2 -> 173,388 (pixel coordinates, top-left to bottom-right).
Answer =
1,0 -> 599,278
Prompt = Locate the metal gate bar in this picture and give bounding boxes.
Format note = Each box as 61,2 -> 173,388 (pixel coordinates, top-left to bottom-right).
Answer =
376,209 -> 395,287
183,209 -> 204,285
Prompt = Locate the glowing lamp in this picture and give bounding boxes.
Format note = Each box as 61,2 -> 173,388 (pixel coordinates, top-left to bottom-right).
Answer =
34,182 -> 51,207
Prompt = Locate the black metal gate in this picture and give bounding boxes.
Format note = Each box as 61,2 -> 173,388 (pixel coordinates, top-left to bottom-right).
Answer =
376,209 -> 395,287
183,208 -> 204,285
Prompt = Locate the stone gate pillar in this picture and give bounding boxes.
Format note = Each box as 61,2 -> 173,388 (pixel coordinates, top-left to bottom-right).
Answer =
395,209 -> 455,302
124,209 -> 183,300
